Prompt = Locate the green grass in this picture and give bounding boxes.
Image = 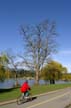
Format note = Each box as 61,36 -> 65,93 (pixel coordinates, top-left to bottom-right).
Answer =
31,83 -> 71,95
0,88 -> 20,102
0,83 -> 71,102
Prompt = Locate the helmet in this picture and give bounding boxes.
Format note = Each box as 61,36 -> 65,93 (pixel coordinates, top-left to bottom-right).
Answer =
25,80 -> 28,83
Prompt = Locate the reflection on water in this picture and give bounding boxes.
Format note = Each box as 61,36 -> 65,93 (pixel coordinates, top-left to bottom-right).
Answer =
0,79 -> 71,89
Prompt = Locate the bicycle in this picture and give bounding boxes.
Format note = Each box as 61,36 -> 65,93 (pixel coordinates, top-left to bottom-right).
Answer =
17,92 -> 32,105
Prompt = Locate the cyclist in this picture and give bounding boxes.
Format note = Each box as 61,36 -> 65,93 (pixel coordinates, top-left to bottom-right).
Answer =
20,80 -> 31,98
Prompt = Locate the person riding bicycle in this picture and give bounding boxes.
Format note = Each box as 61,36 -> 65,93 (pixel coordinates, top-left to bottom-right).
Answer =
20,80 -> 31,98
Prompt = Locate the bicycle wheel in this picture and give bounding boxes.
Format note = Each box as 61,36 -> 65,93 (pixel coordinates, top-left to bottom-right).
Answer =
29,93 -> 32,101
17,94 -> 23,105
27,92 -> 32,101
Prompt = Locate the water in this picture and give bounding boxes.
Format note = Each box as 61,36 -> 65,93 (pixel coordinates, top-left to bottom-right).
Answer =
0,79 -> 71,89
0,79 -> 35,89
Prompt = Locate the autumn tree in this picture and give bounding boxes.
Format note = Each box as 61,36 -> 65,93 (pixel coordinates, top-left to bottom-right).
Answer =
41,66 -> 49,84
0,64 -> 5,82
0,53 -> 9,81
20,20 -> 57,84
41,60 -> 68,84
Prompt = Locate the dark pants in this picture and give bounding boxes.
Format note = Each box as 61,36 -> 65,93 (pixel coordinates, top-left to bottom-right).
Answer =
24,91 -> 30,97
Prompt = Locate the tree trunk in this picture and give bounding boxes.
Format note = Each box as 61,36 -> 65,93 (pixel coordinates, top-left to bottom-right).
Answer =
14,73 -> 19,87
35,71 -> 39,85
50,79 -> 55,84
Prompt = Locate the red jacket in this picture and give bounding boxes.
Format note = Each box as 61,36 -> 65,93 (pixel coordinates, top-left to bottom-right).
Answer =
20,82 -> 30,93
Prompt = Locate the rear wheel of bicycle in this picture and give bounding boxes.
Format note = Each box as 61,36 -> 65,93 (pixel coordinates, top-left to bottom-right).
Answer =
29,93 -> 32,101
17,93 -> 32,105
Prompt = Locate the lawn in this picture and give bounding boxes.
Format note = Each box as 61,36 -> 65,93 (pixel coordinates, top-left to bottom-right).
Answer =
0,83 -> 71,102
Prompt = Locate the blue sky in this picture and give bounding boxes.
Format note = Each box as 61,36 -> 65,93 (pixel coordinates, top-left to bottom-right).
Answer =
0,0 -> 71,72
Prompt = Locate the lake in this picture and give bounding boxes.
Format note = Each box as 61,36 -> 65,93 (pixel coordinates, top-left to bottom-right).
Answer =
0,79 -> 71,89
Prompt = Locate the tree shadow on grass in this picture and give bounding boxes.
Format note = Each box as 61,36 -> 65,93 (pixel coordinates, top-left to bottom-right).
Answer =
0,88 -> 14,93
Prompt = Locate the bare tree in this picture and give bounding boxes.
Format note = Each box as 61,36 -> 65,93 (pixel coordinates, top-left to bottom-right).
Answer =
20,20 -> 57,84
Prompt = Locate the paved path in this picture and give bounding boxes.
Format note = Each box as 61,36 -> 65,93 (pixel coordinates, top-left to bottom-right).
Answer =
0,88 -> 71,108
